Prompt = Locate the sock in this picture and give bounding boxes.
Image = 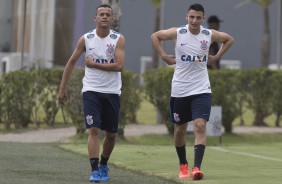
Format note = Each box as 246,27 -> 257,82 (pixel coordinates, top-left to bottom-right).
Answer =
90,158 -> 99,171
194,144 -> 206,169
100,155 -> 109,166
175,145 -> 188,165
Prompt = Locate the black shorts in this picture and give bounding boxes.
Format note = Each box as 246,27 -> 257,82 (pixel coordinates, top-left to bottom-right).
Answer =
169,93 -> 212,124
83,91 -> 120,133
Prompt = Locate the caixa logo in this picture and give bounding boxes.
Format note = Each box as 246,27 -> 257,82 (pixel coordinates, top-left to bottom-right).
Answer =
181,55 -> 207,62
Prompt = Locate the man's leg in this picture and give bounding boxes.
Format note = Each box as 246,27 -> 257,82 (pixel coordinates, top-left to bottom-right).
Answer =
174,123 -> 188,150
174,123 -> 190,178
193,118 -> 207,146
99,131 -> 117,181
101,131 -> 117,163
192,118 -> 206,180
88,127 -> 101,182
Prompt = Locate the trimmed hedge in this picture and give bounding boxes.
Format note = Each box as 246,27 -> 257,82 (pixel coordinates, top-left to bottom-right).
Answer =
0,68 -> 141,137
143,68 -> 282,134
1,68 -> 281,134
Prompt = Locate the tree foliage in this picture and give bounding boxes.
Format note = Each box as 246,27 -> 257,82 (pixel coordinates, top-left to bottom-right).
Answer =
143,67 -> 174,135
236,0 -> 274,67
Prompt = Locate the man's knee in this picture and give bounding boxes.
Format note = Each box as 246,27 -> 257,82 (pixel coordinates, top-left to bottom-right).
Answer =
88,127 -> 100,137
193,120 -> 206,135
174,123 -> 188,136
105,132 -> 117,140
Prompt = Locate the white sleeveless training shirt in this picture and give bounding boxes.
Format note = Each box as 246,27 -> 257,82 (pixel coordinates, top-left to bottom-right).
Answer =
82,29 -> 122,95
172,25 -> 212,97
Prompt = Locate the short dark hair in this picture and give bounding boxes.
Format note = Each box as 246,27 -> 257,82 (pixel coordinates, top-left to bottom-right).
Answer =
208,15 -> 222,23
188,4 -> 205,15
96,4 -> 113,14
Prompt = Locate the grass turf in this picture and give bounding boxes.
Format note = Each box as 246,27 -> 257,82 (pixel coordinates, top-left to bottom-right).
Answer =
61,133 -> 282,184
0,142 -> 177,184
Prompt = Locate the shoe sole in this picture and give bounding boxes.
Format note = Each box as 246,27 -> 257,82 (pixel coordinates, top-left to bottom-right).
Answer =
89,179 -> 100,183
179,174 -> 190,178
192,172 -> 204,180
100,177 -> 109,182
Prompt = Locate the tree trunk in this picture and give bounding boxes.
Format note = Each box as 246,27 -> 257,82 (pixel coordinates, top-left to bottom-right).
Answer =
275,112 -> 281,127
239,100 -> 245,126
253,109 -> 268,126
151,7 -> 161,69
261,7 -> 271,67
60,105 -> 68,125
164,120 -> 174,135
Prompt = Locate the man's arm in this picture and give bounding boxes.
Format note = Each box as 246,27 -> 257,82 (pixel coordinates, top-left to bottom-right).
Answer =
85,35 -> 125,72
208,30 -> 234,64
58,36 -> 85,104
151,28 -> 177,65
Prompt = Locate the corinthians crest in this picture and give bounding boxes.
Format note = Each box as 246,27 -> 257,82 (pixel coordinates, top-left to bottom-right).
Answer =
173,113 -> 180,122
106,43 -> 115,55
86,115 -> 93,125
200,40 -> 208,50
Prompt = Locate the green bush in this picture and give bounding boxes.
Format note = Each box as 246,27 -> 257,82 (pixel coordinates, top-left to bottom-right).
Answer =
1,67 -> 281,134
36,69 -> 63,127
270,71 -> 282,127
209,70 -> 241,133
63,68 -> 142,136
0,70 -> 35,128
0,68 -> 141,135
242,69 -> 273,126
0,80 -> 3,124
143,68 -> 282,134
119,70 -> 142,138
143,67 -> 174,135
64,68 -> 85,135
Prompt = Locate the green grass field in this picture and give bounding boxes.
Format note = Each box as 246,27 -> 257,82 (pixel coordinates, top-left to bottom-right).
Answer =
61,133 -> 282,184
0,142 -> 176,184
1,98 -> 282,183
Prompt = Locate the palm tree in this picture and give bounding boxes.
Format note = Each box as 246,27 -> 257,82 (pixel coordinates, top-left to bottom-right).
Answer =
101,0 -> 122,32
236,0 -> 274,68
149,0 -> 162,69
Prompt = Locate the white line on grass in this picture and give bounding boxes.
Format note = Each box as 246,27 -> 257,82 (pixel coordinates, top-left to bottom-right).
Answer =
210,147 -> 282,162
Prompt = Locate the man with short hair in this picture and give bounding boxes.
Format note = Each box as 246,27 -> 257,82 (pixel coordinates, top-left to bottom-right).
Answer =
58,4 -> 125,183
151,3 -> 234,180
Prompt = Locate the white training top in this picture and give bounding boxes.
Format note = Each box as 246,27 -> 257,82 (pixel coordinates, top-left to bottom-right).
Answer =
82,29 -> 122,95
172,25 -> 212,97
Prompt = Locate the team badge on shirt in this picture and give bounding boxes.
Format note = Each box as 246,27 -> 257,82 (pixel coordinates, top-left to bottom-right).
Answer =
87,34 -> 94,39
202,30 -> 210,35
106,44 -> 115,55
110,34 -> 117,39
200,40 -> 208,50
179,29 -> 187,34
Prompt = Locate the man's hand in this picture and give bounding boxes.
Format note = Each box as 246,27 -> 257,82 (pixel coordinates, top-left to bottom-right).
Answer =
58,89 -> 67,105
161,54 -> 176,65
208,55 -> 220,67
85,55 -> 95,68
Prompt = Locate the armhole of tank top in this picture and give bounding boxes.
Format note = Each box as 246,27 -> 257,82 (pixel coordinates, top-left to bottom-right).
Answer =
176,26 -> 182,44
83,34 -> 88,52
209,29 -> 213,43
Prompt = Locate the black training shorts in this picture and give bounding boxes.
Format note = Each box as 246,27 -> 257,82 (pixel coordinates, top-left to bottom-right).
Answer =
83,91 -> 120,133
169,93 -> 212,124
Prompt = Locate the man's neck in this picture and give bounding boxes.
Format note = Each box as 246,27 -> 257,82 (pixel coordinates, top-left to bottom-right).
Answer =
96,28 -> 110,38
188,27 -> 200,35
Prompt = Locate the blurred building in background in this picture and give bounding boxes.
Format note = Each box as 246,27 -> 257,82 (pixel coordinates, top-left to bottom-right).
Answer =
0,0 -> 74,74
0,0 -> 281,74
